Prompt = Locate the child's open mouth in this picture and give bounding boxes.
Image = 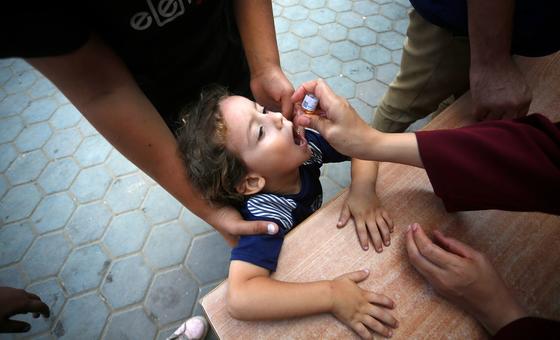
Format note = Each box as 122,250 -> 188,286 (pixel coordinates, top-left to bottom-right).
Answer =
292,125 -> 307,147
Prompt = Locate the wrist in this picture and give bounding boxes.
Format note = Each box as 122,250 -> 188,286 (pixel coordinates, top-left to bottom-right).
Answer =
476,291 -> 528,334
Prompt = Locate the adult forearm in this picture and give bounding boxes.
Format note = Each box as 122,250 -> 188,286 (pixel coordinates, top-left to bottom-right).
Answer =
234,0 -> 281,74
467,0 -> 514,66
228,278 -> 333,320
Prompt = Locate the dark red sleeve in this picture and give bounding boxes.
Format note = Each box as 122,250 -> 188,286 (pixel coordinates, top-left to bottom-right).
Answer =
493,317 -> 560,340
416,114 -> 560,215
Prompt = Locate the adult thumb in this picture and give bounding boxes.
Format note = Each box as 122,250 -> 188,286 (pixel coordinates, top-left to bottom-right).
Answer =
340,269 -> 370,283
2,320 -> 31,333
235,219 -> 279,236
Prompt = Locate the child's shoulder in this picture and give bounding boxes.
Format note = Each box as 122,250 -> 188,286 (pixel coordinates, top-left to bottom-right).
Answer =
242,193 -> 298,232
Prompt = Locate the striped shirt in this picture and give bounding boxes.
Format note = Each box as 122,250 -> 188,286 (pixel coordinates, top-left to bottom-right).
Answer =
231,129 -> 349,271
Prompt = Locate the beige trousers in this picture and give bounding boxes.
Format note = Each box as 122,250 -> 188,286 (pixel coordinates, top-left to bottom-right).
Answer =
373,9 -> 471,132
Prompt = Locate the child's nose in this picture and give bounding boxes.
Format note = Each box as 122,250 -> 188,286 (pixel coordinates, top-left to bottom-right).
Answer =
272,112 -> 283,128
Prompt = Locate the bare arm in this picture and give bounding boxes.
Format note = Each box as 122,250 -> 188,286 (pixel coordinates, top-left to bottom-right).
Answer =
227,261 -> 398,339
467,0 -> 531,120
27,36 -> 277,245
233,0 -> 294,117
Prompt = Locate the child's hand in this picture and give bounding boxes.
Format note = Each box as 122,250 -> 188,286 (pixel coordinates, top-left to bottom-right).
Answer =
338,186 -> 394,252
330,270 -> 398,339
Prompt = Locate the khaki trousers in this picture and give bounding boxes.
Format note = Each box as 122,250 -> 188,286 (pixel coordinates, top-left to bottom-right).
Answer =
373,9 -> 471,132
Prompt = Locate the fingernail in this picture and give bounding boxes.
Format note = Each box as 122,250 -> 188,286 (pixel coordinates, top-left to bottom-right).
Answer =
412,223 -> 418,231
363,245 -> 368,250
363,269 -> 369,274
388,330 -> 393,337
407,224 -> 411,231
267,223 -> 277,235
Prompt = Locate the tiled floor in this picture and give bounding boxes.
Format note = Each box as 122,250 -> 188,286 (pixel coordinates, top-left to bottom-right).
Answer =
0,1 -> 412,339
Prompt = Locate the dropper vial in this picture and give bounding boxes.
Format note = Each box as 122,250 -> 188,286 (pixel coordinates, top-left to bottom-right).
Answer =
301,93 -> 319,114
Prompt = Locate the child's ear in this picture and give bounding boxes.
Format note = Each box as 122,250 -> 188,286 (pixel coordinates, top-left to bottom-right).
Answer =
236,173 -> 265,195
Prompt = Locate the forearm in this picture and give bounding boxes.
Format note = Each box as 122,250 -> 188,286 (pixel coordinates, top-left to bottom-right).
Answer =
228,277 -> 334,320
359,130 -> 423,168
234,0 -> 281,75
467,0 -> 514,67
350,159 -> 379,190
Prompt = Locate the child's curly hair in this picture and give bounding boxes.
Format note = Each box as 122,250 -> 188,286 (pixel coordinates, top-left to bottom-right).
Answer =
177,85 -> 247,208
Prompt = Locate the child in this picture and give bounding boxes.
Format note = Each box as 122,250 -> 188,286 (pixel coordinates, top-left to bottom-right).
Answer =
177,86 -> 398,339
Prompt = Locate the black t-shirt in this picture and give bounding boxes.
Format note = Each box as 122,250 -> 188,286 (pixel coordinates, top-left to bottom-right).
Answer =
1,0 -> 251,131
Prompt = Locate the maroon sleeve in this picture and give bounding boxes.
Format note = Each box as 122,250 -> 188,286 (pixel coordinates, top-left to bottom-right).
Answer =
416,114 -> 560,215
493,317 -> 560,340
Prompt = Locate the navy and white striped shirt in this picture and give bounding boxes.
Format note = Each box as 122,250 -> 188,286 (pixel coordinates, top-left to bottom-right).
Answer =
230,129 -> 349,271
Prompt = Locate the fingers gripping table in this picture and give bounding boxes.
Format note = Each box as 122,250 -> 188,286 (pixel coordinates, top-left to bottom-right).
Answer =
201,53 -> 560,339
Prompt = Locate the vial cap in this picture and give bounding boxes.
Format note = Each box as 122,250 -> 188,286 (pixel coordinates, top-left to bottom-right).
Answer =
302,93 -> 319,112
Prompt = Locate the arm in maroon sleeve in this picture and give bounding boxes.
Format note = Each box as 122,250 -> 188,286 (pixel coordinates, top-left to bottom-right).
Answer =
416,114 -> 560,215
493,317 -> 560,340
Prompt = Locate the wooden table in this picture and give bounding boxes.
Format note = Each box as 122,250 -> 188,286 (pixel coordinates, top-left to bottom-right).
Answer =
202,52 -> 560,339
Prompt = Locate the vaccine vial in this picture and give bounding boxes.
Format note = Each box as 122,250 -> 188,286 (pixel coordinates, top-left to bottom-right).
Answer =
301,93 -> 319,114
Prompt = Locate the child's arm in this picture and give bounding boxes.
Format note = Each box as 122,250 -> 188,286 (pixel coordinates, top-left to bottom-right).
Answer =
227,261 -> 398,339
338,159 -> 394,252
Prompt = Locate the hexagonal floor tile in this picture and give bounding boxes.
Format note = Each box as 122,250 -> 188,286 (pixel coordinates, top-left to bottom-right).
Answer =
21,232 -> 71,281
74,134 -> 112,167
0,143 -> 17,172
105,307 -> 157,340
319,22 -> 347,42
337,11 -> 364,28
325,75 -> 356,99
145,267 -> 198,326
5,150 -> 48,185
54,293 -> 109,340
320,175 -> 343,203
300,36 -> 329,58
0,220 -> 35,266
379,31 -> 405,50
282,5 -> 309,21
181,209 -> 213,235
291,20 -> 319,38
20,278 -> 66,336
3,69 -> 36,94
353,0 -> 379,16
342,60 -> 375,83
60,244 -> 110,295
361,45 -> 392,65
327,0 -> 351,12
281,50 -> 311,74
43,128 -> 82,159
0,183 -> 42,223
310,55 -> 342,78
70,165 -> 113,203
0,93 -> 31,117
142,186 -> 182,225
50,103 -> 82,130
324,161 -> 351,188
105,174 -> 149,214
277,32 -> 300,54
21,97 -> 58,124
31,192 -> 76,234
309,8 -> 336,25
302,0 -> 325,10
102,254 -> 152,309
348,98 -> 374,123
14,122 -> 52,152
380,2 -> 408,20
365,15 -> 392,32
28,77 -> 57,99
77,117 -> 99,137
103,210 -> 150,257
0,175 -> 7,199
330,40 -> 360,62
273,16 -> 289,34
106,150 -> 137,177
185,232 -> 230,284
376,63 -> 400,85
37,158 -> 80,194
0,116 -> 24,144
349,27 -> 377,46
0,266 -> 28,288
144,221 -> 192,269
66,202 -> 112,245
356,79 -> 388,107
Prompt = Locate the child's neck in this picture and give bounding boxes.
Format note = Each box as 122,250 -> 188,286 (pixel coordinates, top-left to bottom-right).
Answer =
262,168 -> 301,195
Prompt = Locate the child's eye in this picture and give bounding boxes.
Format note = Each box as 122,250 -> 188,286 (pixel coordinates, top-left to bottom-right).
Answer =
262,107 -> 269,114
258,126 -> 264,140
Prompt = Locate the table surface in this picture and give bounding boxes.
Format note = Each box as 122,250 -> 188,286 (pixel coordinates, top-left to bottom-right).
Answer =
201,52 -> 560,339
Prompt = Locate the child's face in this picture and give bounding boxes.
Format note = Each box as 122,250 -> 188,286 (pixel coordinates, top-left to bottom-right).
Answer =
221,96 -> 312,178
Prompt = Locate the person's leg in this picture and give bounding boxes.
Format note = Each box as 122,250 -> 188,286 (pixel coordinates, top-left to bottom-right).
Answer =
373,9 -> 471,132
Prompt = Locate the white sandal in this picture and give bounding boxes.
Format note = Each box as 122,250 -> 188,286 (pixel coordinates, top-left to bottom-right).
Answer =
166,316 -> 209,340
